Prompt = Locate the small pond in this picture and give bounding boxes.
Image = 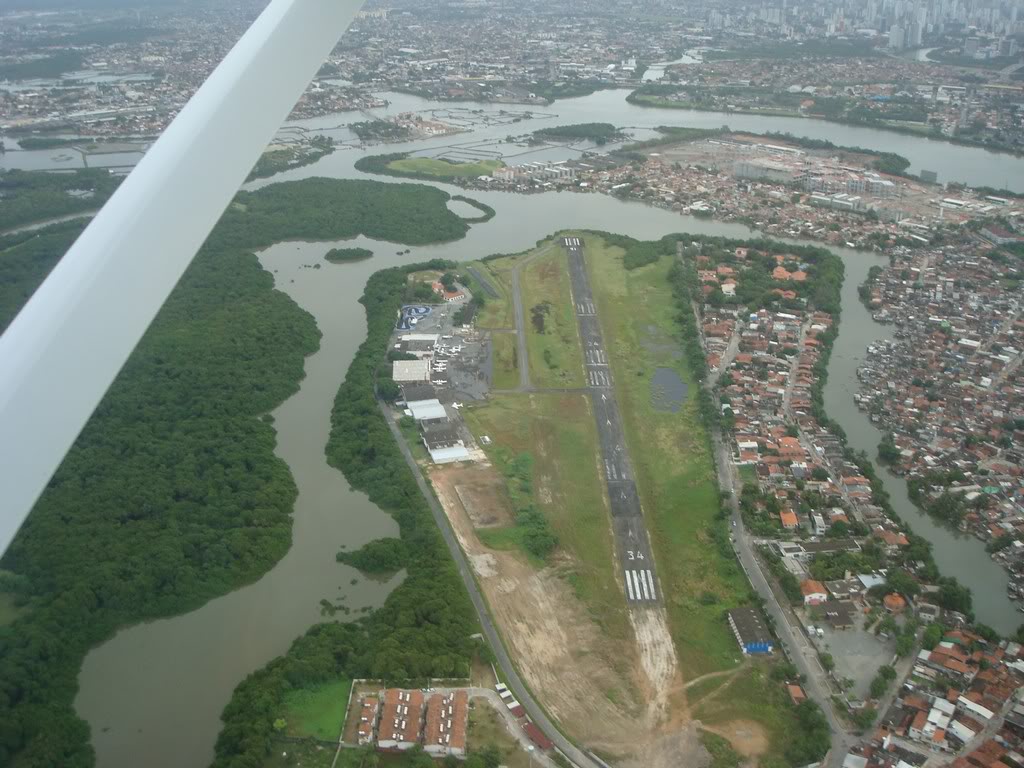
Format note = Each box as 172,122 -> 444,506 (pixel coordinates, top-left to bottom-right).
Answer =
650,367 -> 688,412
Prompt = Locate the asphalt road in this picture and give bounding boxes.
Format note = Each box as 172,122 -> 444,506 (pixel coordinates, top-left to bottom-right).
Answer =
562,236 -> 660,605
379,401 -> 601,768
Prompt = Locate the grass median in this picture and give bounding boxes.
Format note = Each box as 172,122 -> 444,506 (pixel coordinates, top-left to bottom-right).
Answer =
490,333 -> 520,390
520,247 -> 585,389
470,259 -> 514,330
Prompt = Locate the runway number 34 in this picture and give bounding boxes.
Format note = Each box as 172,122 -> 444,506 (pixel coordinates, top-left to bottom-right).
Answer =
627,551 -> 645,560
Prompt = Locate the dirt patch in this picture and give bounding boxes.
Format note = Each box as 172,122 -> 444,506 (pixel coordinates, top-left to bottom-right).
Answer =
451,470 -> 515,528
428,462 -> 691,758
619,722 -> 709,768
702,720 -> 769,760
630,608 -> 680,722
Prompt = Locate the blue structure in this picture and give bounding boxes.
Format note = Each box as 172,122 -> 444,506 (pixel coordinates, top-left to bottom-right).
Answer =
727,607 -> 775,655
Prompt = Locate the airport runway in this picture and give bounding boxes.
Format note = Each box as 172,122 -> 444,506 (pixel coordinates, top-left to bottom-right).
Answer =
561,236 -> 661,605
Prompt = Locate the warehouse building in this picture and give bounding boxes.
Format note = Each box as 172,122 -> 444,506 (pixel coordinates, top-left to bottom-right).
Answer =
406,398 -> 448,422
392,359 -> 431,383
400,383 -> 436,404
422,423 -> 470,464
727,607 -> 774,655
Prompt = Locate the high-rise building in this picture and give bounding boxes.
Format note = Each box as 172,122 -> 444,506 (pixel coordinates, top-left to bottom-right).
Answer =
889,24 -> 906,48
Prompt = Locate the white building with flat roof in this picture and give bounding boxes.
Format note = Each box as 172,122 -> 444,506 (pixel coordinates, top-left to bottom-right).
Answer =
393,359 -> 431,382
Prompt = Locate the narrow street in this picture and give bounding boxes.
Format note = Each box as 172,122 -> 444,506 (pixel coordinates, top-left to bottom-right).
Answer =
695,301 -> 856,767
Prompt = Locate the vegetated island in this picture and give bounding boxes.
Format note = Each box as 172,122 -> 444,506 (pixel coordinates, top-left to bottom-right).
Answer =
349,119 -> 413,143
0,174 -> 480,767
325,246 -> 373,263
450,194 -> 495,223
355,151 -> 504,181
246,135 -> 335,181
531,122 -> 623,144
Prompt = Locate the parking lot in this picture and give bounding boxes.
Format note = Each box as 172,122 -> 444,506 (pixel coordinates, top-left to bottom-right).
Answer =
802,609 -> 896,701
393,300 -> 490,402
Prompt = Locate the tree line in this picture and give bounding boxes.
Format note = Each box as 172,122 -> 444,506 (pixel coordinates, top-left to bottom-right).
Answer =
213,259 -> 480,766
0,168 -> 120,232
0,175 -> 476,767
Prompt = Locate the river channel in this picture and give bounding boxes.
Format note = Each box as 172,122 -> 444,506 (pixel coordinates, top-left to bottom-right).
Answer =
72,89 -> 1017,767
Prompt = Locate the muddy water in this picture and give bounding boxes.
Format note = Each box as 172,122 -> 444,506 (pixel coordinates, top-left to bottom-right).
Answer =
11,88 -> 1024,190
74,239 -> 407,768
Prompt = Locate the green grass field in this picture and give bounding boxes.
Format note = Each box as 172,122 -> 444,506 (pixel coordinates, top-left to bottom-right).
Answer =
469,260 -> 514,330
693,663 -> 803,766
387,157 -> 504,178
520,247 -> 585,388
686,673 -> 732,706
490,332 -> 519,390
584,235 -> 751,678
280,679 -> 351,741
464,393 -> 631,644
738,464 -> 758,486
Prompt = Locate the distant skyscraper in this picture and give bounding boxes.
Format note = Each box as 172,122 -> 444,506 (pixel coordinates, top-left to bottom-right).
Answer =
909,20 -> 923,45
889,24 -> 906,48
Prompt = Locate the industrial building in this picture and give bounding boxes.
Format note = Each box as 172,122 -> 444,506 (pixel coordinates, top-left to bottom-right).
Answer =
405,398 -> 448,422
392,359 -> 431,383
421,422 -> 470,463
727,606 -> 775,655
733,157 -> 804,184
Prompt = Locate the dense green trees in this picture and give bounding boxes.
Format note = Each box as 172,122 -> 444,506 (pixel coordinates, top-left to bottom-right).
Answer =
0,169 -> 120,231
532,123 -> 621,143
336,538 -> 408,573
0,176 -> 480,767
786,700 -> 832,764
450,195 -> 496,223
246,137 -> 335,181
0,221 -> 87,328
214,177 -> 472,247
210,258 -> 479,766
349,120 -> 412,142
326,247 -> 374,262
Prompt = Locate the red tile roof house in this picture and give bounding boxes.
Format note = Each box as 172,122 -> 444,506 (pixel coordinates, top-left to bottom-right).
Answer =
801,579 -> 828,605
